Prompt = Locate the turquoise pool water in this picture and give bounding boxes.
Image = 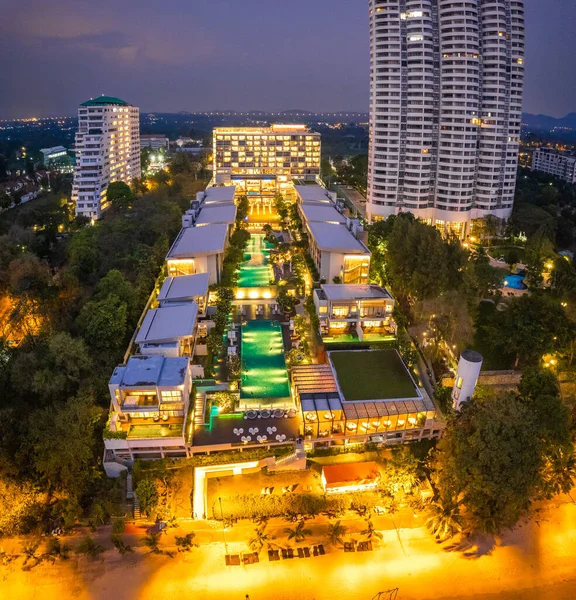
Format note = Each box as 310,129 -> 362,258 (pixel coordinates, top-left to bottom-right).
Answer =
503,272 -> 527,290
240,320 -> 290,404
238,234 -> 273,287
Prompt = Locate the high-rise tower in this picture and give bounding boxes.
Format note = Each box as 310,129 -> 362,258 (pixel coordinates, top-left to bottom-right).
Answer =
72,96 -> 141,219
367,0 -> 525,238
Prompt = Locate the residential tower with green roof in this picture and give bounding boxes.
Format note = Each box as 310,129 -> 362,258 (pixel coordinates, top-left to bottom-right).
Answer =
72,95 -> 140,219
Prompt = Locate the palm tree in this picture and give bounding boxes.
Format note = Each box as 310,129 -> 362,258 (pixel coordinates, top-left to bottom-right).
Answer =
142,532 -> 163,555
44,537 -> 71,562
249,525 -> 273,553
111,534 -> 134,555
360,519 -> 383,542
425,496 -> 465,541
175,533 -> 197,552
75,536 -> 105,561
21,541 -> 43,569
284,520 -> 312,543
326,520 -> 348,547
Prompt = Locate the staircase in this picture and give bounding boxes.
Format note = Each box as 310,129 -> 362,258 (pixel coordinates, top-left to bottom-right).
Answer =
194,391 -> 207,427
133,493 -> 141,521
126,469 -> 141,520
272,442 -> 307,472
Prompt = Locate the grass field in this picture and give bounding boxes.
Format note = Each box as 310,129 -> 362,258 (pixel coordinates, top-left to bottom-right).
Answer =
330,349 -> 418,401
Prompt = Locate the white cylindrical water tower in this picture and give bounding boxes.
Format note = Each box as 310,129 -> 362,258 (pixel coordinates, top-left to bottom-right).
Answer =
452,350 -> 483,410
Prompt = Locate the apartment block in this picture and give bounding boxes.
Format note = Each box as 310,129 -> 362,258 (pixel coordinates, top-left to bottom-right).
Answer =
72,96 -> 141,219
367,0 -> 526,238
532,147 -> 576,184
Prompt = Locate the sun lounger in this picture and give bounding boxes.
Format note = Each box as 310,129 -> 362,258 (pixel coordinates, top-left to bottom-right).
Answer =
287,548 -> 294,559
297,548 -> 305,558
313,546 -> 319,556
281,549 -> 288,559
318,544 -> 326,555
303,546 -> 311,558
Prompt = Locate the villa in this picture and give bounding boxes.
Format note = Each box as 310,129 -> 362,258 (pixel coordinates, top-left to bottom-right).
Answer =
313,284 -> 396,342
166,223 -> 229,284
293,184 -> 337,205
104,354 -> 193,467
304,220 -> 371,284
157,272 -> 210,315
135,302 -> 199,357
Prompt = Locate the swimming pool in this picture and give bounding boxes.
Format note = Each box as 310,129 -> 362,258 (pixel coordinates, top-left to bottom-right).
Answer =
237,234 -> 273,287
240,320 -> 290,406
502,273 -> 527,290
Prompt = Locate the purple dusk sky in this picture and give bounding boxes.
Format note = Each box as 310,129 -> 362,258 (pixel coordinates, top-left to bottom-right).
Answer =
0,0 -> 573,118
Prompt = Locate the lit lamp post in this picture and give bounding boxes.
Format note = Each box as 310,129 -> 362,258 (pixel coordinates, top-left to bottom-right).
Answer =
218,497 -> 229,557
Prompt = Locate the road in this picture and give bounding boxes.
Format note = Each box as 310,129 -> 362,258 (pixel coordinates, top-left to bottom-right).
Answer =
2,495 -> 576,599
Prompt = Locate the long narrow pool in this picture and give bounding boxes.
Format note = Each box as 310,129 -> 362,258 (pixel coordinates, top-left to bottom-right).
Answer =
240,320 -> 290,406
238,234 -> 273,288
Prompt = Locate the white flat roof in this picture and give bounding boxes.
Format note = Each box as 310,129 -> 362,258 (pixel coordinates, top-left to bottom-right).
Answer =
195,204 -> 237,225
321,284 -> 392,301
135,303 -> 198,344
111,355 -> 189,387
166,224 -> 228,259
307,222 -> 371,254
300,204 -> 346,224
294,184 -> 333,204
204,186 -> 236,204
157,273 -> 210,303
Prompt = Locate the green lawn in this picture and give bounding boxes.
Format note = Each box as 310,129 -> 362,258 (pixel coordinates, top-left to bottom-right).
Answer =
330,349 -> 418,401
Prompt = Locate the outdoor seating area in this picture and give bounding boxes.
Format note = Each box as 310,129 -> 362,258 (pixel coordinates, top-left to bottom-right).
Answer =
244,408 -> 297,420
268,545 -> 323,561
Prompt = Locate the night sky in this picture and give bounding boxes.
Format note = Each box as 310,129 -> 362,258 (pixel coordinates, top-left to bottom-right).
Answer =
0,0 -> 573,118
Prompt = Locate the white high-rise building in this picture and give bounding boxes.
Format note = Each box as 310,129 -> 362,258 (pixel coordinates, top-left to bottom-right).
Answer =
367,0 -> 525,238
72,96 -> 141,219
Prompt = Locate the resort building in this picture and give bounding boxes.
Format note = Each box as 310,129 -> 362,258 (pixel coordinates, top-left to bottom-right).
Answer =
166,223 -> 229,284
157,272 -> 210,316
532,148 -> 576,184
292,349 -> 441,449
197,185 -> 236,206
313,284 -> 396,341
298,203 -> 347,226
304,220 -> 371,284
367,0 -> 526,238
135,302 -> 199,357
294,184 -> 337,206
72,96 -> 141,219
212,124 -> 321,199
104,354 -> 193,463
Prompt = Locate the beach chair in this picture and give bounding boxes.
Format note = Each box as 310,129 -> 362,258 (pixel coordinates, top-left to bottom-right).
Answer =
303,547 -> 311,558
318,544 -> 326,555
297,548 -> 305,558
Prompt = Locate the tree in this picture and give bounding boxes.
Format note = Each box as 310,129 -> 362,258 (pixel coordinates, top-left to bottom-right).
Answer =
360,519 -> 383,541
111,534 -> 134,555
27,394 -> 101,497
276,288 -> 300,314
236,195 -> 249,222
8,254 -> 51,299
106,181 -> 135,210
540,446 -> 576,501
135,478 -> 159,519
21,541 -> 43,569
175,532 -> 197,552
44,537 -> 71,562
169,152 -> 192,176
431,392 -> 542,535
284,520 -> 312,543
384,447 -> 420,495
142,531 -> 164,555
486,295 -> 574,367
273,194 -> 289,221
76,294 -> 128,355
249,525 -> 273,553
425,496 -> 465,541
75,536 -> 105,561
326,520 -> 347,546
